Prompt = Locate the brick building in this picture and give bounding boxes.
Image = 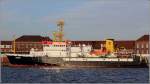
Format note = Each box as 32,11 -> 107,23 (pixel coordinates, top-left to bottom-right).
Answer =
13,35 -> 52,54
135,35 -> 149,55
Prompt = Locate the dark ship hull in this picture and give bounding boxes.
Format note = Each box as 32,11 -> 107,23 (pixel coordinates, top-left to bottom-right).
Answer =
7,55 -> 43,65
6,55 -> 61,66
6,55 -> 148,68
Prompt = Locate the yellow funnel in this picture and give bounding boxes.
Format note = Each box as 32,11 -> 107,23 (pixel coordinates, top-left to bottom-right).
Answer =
105,39 -> 114,53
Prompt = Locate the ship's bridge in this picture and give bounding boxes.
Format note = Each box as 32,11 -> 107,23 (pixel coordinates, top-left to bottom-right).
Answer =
42,41 -> 67,51
33,41 -> 92,57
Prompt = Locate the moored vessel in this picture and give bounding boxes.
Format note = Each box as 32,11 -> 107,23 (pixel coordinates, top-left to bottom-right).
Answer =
6,40 -> 147,67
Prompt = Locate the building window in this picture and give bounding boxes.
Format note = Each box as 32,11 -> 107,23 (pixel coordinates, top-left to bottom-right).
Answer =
141,44 -> 144,48
137,50 -> 139,54
26,45 -> 28,48
146,43 -> 148,48
136,43 -> 139,48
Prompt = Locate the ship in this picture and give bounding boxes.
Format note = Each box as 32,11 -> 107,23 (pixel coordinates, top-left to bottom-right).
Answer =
6,40 -> 146,67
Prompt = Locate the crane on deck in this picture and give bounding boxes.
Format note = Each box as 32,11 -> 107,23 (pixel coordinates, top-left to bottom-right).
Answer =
53,19 -> 64,42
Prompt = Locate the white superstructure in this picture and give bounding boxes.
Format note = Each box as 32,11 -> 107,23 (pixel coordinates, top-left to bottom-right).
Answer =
30,41 -> 92,57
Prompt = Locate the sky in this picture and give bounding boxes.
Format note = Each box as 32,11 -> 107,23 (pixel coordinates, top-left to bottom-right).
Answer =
0,0 -> 150,41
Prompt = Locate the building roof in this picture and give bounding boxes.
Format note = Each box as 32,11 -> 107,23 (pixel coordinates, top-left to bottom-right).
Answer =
1,41 -> 12,45
136,35 -> 149,41
15,35 -> 52,42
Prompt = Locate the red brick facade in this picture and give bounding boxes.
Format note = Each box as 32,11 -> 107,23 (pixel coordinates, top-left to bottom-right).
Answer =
135,35 -> 149,54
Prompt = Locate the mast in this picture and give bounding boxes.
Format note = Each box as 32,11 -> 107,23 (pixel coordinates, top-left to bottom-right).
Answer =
52,19 -> 65,42
57,19 -> 64,42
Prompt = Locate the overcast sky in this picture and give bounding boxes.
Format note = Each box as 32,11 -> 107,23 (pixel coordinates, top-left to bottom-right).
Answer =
0,0 -> 150,41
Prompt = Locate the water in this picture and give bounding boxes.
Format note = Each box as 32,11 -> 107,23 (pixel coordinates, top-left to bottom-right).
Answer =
1,66 -> 149,83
